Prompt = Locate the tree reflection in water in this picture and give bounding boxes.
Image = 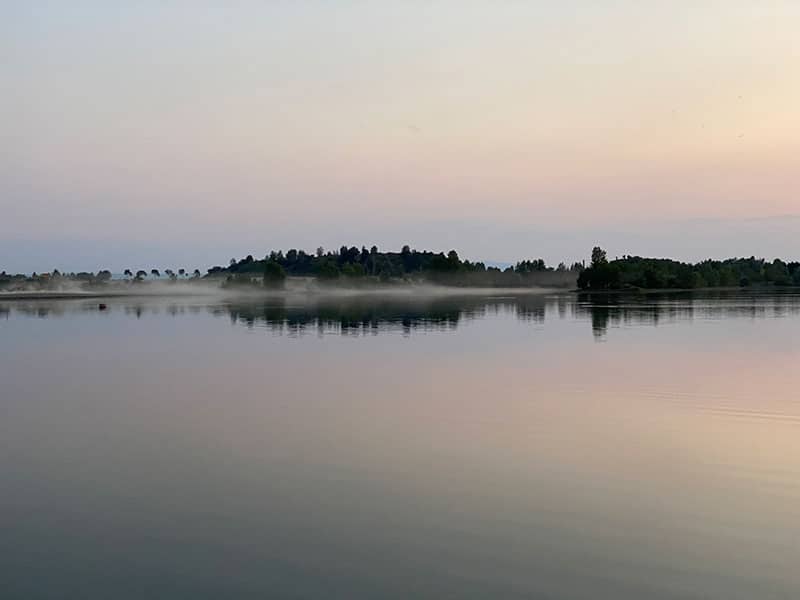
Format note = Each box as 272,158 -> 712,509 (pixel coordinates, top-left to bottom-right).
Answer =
2,290 -> 799,339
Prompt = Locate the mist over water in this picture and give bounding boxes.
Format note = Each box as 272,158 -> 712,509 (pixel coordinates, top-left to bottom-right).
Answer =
2,290 -> 799,599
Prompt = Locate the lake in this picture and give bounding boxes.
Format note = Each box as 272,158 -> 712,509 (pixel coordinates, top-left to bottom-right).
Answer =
1,290 -> 799,599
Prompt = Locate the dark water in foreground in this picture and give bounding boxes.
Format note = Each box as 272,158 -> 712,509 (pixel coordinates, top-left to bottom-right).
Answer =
1,290 -> 799,599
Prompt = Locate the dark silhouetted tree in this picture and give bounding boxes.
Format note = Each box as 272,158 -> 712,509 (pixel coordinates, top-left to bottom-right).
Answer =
263,260 -> 286,289
591,246 -> 608,267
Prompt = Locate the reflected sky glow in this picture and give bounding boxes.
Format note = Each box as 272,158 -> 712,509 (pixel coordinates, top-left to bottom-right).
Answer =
1,291 -> 799,597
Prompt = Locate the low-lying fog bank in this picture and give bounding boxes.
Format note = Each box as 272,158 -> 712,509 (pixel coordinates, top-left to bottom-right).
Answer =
0,278 -> 565,301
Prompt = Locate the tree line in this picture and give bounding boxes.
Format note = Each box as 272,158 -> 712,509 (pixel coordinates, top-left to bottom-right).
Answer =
3,245 -> 799,293
211,245 -> 583,289
0,268 -> 202,292
578,247 -> 800,290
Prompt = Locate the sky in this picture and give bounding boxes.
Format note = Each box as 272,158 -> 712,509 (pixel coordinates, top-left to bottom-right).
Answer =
2,1 -> 799,272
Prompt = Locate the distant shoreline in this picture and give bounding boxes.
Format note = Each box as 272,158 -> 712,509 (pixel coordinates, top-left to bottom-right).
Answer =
2,285 -> 798,303
574,285 -> 800,295
0,290 -> 221,301
3,247 -> 798,296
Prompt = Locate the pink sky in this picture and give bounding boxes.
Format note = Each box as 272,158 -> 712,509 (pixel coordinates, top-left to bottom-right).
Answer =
3,2 -> 799,270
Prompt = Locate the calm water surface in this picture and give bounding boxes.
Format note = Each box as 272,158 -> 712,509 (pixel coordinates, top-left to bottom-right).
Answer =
1,291 -> 799,599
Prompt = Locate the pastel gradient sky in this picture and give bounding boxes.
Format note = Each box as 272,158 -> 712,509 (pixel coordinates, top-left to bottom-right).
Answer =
3,1 -> 798,271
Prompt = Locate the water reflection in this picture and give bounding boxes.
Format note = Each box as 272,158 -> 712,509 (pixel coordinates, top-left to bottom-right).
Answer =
576,290 -> 800,338
2,290 -> 799,338
2,288 -> 800,599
